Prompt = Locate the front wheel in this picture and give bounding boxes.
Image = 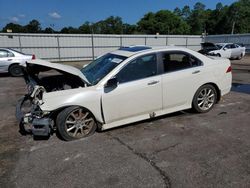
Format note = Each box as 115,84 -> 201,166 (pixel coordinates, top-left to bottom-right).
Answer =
192,85 -> 217,113
9,64 -> 23,77
56,106 -> 97,141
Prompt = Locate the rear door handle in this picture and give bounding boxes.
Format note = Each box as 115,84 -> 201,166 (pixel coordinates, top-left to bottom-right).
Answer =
192,70 -> 200,74
7,59 -> 12,61
148,81 -> 159,85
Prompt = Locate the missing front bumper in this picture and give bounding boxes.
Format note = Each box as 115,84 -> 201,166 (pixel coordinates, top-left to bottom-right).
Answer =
22,114 -> 53,137
31,118 -> 52,137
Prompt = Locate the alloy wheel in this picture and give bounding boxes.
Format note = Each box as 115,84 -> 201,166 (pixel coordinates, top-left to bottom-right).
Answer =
197,88 -> 215,111
65,108 -> 95,138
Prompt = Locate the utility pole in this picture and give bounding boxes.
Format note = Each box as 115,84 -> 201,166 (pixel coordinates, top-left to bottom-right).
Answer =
91,23 -> 95,60
231,21 -> 235,35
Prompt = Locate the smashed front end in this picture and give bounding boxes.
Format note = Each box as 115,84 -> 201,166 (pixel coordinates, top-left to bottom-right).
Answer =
16,60 -> 87,137
16,85 -> 54,137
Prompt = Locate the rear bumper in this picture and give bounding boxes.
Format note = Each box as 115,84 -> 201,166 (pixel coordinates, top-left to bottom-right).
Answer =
221,86 -> 231,96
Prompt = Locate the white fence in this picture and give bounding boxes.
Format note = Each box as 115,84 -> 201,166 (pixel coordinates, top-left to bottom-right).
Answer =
205,34 -> 250,52
0,33 -> 202,61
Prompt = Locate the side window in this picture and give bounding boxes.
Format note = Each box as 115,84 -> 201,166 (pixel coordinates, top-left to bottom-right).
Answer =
225,44 -> 231,49
230,44 -> 236,49
116,54 -> 157,83
162,52 -> 201,73
7,52 -> 14,57
0,50 -> 8,58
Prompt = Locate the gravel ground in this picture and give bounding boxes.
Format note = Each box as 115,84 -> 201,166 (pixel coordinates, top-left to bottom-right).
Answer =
0,55 -> 250,188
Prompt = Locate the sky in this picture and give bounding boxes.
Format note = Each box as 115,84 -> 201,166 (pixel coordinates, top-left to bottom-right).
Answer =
0,0 -> 236,30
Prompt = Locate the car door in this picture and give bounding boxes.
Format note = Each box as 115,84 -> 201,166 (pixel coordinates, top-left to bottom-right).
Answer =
0,49 -> 14,73
233,44 -> 242,57
160,51 -> 204,110
102,53 -> 162,124
230,44 -> 239,57
222,44 -> 232,58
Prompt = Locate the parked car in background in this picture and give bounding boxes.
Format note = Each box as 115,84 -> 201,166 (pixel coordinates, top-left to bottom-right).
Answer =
198,42 -> 219,55
0,48 -> 35,76
17,46 -> 232,141
199,42 -> 246,59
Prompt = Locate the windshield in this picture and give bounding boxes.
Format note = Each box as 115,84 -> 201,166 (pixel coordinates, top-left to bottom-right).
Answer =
81,53 -> 127,85
215,44 -> 224,49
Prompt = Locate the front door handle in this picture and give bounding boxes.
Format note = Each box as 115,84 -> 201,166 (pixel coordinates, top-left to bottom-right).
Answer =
192,70 -> 200,74
148,81 -> 159,85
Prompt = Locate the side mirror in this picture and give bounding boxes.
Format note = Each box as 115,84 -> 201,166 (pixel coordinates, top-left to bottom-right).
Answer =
105,77 -> 118,88
223,47 -> 227,51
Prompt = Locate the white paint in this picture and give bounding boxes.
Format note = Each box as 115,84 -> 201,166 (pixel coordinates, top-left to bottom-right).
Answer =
27,47 -> 232,131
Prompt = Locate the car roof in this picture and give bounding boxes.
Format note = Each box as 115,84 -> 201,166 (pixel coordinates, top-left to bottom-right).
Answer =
111,45 -> 190,57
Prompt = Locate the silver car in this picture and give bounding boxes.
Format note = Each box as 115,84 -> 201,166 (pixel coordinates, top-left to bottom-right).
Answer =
0,48 -> 35,76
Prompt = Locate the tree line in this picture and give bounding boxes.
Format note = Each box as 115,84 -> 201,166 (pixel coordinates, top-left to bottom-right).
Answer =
2,0 -> 250,35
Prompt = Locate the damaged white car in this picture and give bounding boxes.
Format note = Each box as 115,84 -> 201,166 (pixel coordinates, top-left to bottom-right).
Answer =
16,46 -> 232,141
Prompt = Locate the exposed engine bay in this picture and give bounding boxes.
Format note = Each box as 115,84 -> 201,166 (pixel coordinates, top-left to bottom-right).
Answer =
23,63 -> 86,93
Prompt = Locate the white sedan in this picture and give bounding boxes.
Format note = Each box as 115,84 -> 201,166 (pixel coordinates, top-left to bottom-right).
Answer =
0,48 -> 35,76
208,43 -> 246,59
18,46 -> 232,141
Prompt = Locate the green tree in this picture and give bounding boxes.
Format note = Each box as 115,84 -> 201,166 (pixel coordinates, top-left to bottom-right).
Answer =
138,10 -> 190,34
182,5 -> 191,20
60,27 -> 80,34
79,22 -> 92,34
227,0 -> 250,34
25,19 -> 41,33
43,27 -> 55,33
94,16 -> 123,34
216,2 -> 223,11
2,23 -> 26,33
173,7 -> 182,16
187,2 -> 207,34
122,24 -> 137,34
194,2 -> 206,11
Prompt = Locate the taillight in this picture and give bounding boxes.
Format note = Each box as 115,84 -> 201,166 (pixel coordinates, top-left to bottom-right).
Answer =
32,54 -> 36,60
226,66 -> 232,73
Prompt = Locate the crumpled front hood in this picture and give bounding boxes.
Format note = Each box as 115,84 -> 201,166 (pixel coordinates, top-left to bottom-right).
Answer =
200,42 -> 218,50
24,59 -> 89,84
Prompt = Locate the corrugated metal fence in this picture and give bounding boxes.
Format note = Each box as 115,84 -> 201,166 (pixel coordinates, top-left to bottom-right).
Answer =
205,34 -> 250,52
0,33 -> 202,61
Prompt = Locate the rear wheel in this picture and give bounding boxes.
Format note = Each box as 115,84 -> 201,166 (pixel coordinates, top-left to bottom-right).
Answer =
237,53 -> 243,60
56,106 -> 97,141
9,64 -> 23,77
192,84 -> 217,113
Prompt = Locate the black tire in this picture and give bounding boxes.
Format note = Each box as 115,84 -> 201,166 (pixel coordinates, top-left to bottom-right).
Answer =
216,53 -> 221,57
237,53 -> 243,60
9,64 -> 23,77
192,84 -> 217,113
56,106 -> 97,141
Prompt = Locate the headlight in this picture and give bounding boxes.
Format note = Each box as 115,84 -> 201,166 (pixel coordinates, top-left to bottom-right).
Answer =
31,105 -> 50,118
